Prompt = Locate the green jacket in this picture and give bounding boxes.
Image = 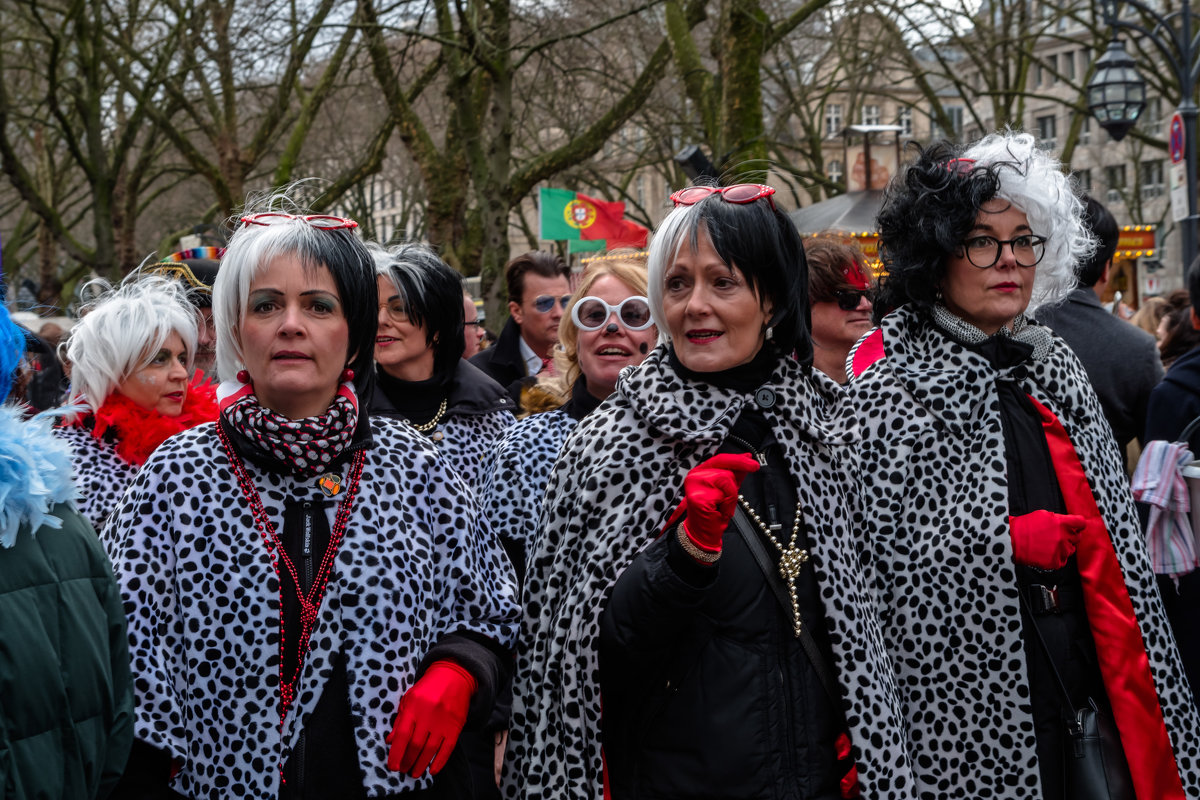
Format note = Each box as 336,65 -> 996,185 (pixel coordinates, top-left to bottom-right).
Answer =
0,406 -> 133,800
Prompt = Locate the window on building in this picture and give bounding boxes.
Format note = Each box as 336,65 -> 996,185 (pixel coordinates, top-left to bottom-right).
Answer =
828,160 -> 844,185
1080,115 -> 1091,145
1035,114 -> 1057,149
1064,51 -> 1076,81
932,106 -> 963,140
862,104 -> 881,126
636,175 -> 646,207
899,107 -> 913,137
1105,164 -> 1127,204
1143,97 -> 1163,128
1076,169 -> 1092,192
1047,54 -> 1058,83
826,104 -> 843,136
1141,159 -> 1165,199
1037,64 -> 1045,86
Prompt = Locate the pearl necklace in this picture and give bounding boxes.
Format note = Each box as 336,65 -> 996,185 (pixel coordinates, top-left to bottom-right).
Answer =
412,399 -> 447,433
738,495 -> 808,638
216,424 -> 366,723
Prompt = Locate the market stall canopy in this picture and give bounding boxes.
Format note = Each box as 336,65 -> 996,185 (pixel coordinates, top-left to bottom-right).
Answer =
788,190 -> 884,236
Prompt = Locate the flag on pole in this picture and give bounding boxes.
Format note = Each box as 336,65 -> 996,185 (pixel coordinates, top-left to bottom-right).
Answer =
539,188 -> 649,248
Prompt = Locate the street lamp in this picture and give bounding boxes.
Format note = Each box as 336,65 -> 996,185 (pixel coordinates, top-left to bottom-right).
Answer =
1088,0 -> 1199,299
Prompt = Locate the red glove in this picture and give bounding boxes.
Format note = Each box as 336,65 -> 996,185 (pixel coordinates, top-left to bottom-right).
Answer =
1009,510 -> 1087,571
664,453 -> 761,555
387,660 -> 477,777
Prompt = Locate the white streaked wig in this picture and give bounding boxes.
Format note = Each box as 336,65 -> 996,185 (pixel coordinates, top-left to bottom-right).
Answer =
961,131 -> 1096,311
64,275 -> 198,415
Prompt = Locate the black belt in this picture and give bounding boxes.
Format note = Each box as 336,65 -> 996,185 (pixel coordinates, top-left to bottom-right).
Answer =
1026,582 -> 1083,615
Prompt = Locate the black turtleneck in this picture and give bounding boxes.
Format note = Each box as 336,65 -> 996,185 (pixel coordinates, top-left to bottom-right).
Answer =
561,377 -> 604,422
667,344 -> 779,392
375,367 -> 449,428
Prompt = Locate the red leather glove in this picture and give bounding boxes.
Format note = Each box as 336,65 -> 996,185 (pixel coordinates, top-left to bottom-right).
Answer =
387,660 -> 477,777
663,453 -> 761,555
1009,509 -> 1088,571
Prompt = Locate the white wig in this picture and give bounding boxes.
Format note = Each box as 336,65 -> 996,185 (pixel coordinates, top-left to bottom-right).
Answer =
64,275 -> 198,415
961,131 -> 1096,311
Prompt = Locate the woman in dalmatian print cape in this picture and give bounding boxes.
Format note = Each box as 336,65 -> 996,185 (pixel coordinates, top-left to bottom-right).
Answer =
53,276 -> 218,534
505,186 -> 914,799
367,241 -> 517,494
479,252 -> 657,581
847,132 -> 1200,798
103,205 -> 519,799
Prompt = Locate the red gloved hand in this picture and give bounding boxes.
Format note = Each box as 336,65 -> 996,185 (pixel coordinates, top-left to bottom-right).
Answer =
663,453 -> 761,554
387,660 -> 477,778
1009,509 -> 1088,571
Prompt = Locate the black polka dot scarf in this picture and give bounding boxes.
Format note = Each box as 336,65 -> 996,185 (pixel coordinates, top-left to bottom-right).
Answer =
218,380 -> 359,478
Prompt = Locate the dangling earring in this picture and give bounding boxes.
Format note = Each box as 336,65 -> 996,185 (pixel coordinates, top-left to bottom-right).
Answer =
236,370 -> 251,384
765,325 -> 775,341
340,368 -> 355,383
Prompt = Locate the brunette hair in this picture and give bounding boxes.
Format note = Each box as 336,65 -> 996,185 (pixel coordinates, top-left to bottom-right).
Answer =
504,251 -> 570,305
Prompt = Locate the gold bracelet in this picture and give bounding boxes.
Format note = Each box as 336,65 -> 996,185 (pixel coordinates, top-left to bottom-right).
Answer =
676,524 -> 721,564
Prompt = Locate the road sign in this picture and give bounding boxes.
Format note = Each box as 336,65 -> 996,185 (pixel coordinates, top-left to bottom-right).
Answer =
1169,112 -> 1186,164
1171,162 -> 1189,221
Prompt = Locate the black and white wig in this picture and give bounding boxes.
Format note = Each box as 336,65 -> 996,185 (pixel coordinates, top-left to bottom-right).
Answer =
647,188 -> 813,366
368,241 -> 466,384
64,275 -> 198,415
213,204 -> 378,397
876,131 -> 1094,320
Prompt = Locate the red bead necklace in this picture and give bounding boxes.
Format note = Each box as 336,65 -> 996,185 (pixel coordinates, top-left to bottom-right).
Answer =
217,424 -> 366,723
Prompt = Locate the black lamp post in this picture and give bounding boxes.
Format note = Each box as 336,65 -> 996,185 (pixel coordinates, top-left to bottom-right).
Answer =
1087,0 -> 1199,294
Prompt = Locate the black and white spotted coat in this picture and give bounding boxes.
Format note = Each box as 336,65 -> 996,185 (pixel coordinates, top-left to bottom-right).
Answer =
846,304 -> 1200,798
504,345 -> 917,800
103,417 -> 521,800
52,425 -> 137,535
478,407 -> 577,571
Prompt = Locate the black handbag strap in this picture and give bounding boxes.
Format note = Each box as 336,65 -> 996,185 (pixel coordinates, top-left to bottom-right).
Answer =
1018,590 -> 1077,713
731,506 -> 843,710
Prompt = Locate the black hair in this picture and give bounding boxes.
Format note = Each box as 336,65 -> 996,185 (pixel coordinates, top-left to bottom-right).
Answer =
379,243 -> 466,383
1077,195 -> 1118,288
874,140 -> 1002,322
668,193 -> 812,365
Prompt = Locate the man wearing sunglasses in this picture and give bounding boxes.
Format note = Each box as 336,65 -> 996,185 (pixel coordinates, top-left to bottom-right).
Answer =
470,250 -> 571,407
804,238 -> 875,384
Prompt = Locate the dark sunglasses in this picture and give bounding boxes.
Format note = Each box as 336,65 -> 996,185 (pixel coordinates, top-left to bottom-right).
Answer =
669,183 -> 777,210
533,294 -> 571,313
834,289 -> 873,311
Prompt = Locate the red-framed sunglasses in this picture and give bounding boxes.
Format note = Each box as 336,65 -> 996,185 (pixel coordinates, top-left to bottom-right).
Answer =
239,212 -> 359,231
669,184 -> 777,210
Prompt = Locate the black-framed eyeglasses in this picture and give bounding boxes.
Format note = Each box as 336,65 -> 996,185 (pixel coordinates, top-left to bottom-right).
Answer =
533,294 -> 571,313
958,234 -> 1047,269
464,319 -> 482,327
571,295 -> 654,331
833,289 -> 873,311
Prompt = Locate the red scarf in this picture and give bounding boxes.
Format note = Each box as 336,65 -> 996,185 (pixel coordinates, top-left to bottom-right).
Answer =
89,373 -> 219,466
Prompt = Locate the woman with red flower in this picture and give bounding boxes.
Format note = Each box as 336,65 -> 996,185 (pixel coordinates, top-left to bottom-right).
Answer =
54,276 -> 217,533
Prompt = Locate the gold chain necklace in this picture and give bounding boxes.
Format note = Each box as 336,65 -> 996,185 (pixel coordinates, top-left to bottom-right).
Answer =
738,496 -> 808,637
412,399 -> 447,433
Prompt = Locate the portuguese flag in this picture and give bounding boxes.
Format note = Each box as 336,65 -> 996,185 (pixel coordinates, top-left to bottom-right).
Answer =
539,187 -> 649,249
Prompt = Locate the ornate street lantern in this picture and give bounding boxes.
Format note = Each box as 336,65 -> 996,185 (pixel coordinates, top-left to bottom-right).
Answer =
1087,39 -> 1147,142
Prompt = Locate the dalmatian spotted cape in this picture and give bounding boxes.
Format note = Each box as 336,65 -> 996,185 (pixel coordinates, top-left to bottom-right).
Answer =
504,345 -> 917,800
103,417 -> 520,800
846,304 -> 1200,798
52,425 -> 136,534
478,407 -> 578,564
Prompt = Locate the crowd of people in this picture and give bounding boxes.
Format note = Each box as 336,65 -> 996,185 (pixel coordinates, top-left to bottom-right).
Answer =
1,129 -> 1199,800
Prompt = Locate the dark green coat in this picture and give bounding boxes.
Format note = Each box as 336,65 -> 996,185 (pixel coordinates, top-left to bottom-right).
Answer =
0,500 -> 133,799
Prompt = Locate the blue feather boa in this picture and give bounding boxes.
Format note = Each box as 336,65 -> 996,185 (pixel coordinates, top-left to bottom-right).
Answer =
0,405 -> 78,547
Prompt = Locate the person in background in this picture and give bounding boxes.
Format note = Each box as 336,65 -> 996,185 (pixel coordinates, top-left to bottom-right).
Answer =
804,237 -> 875,384
469,252 -> 570,407
368,242 -> 516,493
1131,294 -> 1171,339
148,247 -> 224,379
463,291 -> 486,360
0,293 -> 133,800
852,133 -> 1199,798
54,277 -> 218,533
105,204 -> 519,799
1035,194 -> 1162,455
1159,302 -> 1200,369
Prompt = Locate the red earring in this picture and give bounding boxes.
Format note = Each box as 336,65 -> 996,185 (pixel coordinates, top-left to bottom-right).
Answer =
340,368 -> 355,383
236,370 -> 251,384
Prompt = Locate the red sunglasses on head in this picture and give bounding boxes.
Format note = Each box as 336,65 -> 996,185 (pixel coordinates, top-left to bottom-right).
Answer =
669,184 -> 777,210
239,212 -> 359,231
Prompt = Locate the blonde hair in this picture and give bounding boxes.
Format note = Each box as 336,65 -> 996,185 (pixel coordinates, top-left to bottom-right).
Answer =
534,251 -> 651,407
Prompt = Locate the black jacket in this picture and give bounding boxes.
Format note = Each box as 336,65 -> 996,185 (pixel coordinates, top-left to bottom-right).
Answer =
469,319 -> 536,408
598,411 -> 845,800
